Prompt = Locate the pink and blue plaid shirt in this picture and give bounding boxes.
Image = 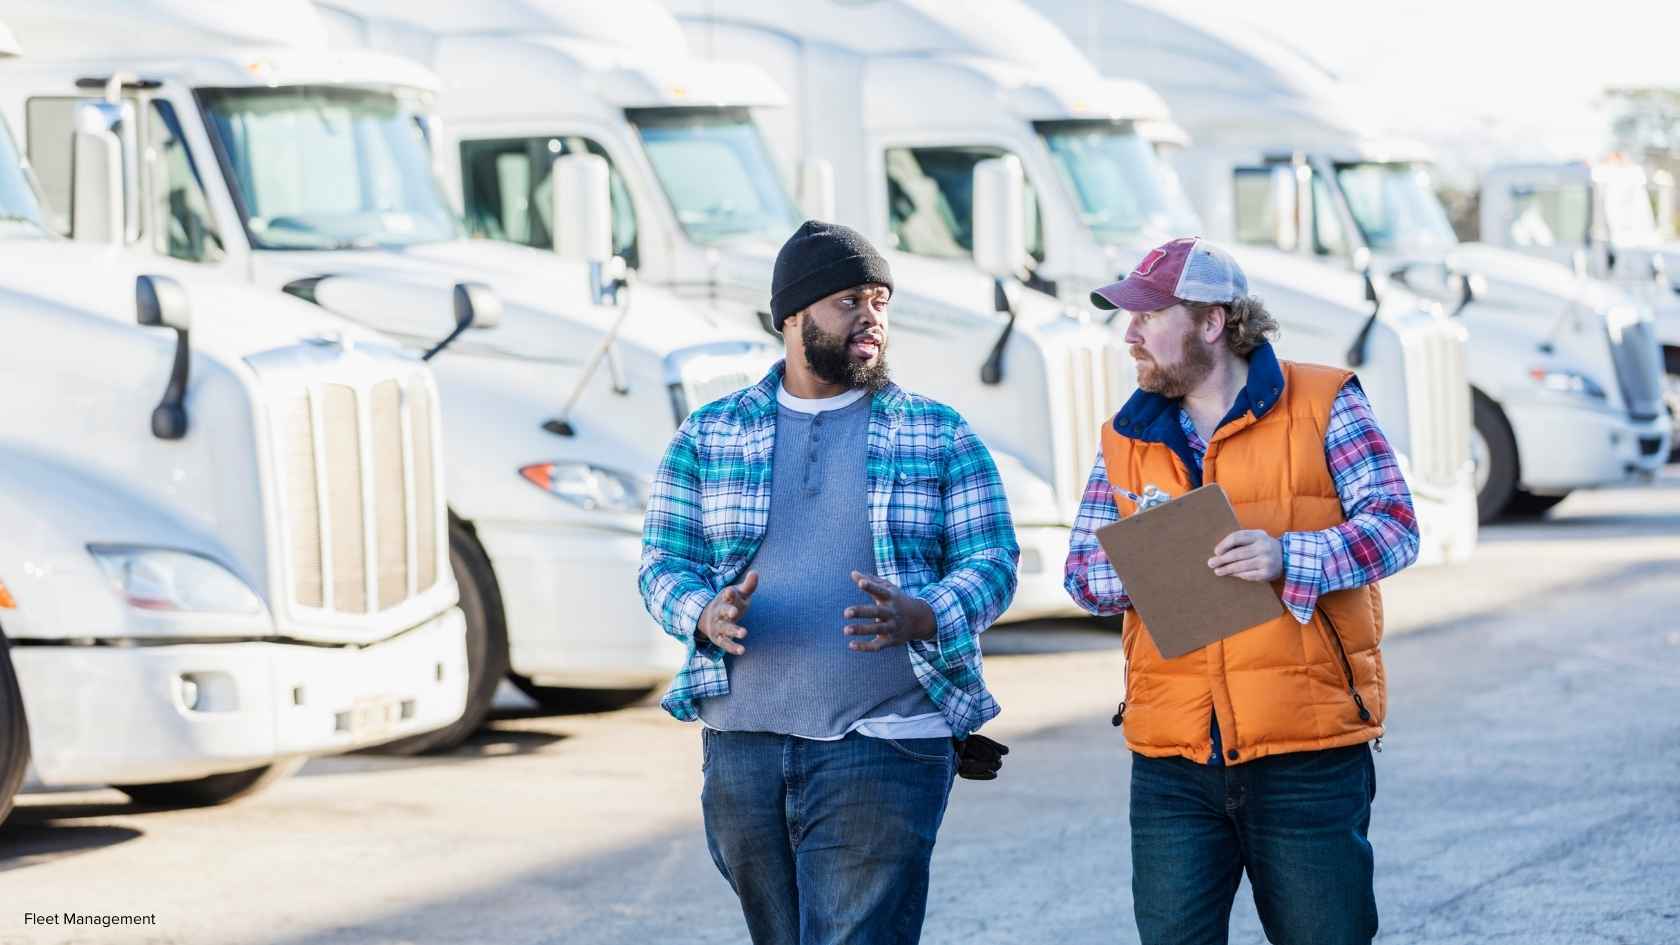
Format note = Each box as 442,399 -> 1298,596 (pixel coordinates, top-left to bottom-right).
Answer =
1064,373 -> 1419,624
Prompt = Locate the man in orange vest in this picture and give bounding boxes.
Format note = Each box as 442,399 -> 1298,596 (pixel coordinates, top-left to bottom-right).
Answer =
1065,237 -> 1421,945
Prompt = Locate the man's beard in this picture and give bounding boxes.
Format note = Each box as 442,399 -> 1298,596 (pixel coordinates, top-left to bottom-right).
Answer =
801,318 -> 891,392
1133,331 -> 1216,399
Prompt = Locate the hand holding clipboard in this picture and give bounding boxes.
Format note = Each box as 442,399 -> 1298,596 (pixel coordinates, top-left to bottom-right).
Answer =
1095,484 -> 1284,659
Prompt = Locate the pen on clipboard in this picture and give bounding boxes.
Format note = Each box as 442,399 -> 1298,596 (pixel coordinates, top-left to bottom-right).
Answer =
1117,484 -> 1172,513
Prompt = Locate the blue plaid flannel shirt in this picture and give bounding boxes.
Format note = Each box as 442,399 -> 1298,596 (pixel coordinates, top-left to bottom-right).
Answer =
638,361 -> 1018,737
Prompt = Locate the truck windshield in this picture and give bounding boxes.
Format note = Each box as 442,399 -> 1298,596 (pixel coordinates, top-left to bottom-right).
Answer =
1035,120 -> 1201,244
198,86 -> 459,250
0,118 -> 49,239
627,107 -> 798,245
1333,162 -> 1457,253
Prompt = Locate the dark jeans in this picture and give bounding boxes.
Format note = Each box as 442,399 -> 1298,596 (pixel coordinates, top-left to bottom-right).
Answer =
1130,743 -> 1378,945
700,728 -> 957,945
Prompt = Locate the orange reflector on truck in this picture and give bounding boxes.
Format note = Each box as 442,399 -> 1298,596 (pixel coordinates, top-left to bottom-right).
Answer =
0,579 -> 15,609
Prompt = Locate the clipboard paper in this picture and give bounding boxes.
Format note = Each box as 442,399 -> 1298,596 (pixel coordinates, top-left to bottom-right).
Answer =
1095,484 -> 1284,659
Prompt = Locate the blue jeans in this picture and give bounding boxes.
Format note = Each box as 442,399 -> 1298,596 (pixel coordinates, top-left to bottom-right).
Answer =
1130,743 -> 1378,945
700,728 -> 957,945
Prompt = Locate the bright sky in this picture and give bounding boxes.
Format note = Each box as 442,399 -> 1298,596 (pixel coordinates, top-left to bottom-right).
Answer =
1196,0 -> 1680,181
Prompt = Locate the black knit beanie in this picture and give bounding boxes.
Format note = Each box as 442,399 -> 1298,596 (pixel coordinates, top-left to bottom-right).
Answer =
770,220 -> 894,332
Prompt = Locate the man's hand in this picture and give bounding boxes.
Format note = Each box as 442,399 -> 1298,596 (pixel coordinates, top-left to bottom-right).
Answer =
1209,530 -> 1283,582
698,571 -> 758,656
842,572 -> 937,652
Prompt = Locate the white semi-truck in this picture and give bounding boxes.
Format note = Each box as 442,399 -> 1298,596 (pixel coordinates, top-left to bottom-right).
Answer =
669,0 -> 1478,562
1030,0 -> 1672,519
1479,159 -> 1680,456
0,0 -> 778,752
0,24 -> 467,822
315,0 -> 1126,621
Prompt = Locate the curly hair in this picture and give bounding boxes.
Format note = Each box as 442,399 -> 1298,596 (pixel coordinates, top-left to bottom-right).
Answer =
1185,296 -> 1279,358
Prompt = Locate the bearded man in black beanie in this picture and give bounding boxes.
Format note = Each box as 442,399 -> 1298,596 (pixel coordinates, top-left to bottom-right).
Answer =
640,221 -> 1020,945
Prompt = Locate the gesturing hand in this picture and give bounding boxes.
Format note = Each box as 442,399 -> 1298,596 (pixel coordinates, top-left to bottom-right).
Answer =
698,570 -> 759,656
842,572 -> 937,652
1208,529 -> 1284,582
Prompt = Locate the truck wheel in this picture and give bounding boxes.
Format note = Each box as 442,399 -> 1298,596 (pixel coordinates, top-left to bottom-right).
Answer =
0,632 -> 31,826
115,757 -> 304,808
1505,490 -> 1570,518
1471,391 -> 1520,523
371,520 -> 509,755
1662,347 -> 1679,463
509,676 -> 657,714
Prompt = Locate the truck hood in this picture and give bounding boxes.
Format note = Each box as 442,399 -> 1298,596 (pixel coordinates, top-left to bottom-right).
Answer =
0,239 -> 391,362
261,239 -> 770,361
1448,243 -> 1629,316
709,235 -> 1078,329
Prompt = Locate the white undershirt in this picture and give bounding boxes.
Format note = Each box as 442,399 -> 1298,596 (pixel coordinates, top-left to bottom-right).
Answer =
706,384 -> 954,742
776,383 -> 868,414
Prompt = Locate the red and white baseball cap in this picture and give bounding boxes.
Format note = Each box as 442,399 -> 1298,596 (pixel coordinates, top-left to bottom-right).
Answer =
1090,237 -> 1248,313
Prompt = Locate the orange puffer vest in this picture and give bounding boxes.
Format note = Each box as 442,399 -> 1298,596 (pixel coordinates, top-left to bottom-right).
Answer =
1103,359 -> 1385,765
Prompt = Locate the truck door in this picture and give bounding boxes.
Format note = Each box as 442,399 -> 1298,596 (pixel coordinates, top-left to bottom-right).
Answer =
25,94 -> 227,265
457,135 -> 639,268
881,145 -> 1046,285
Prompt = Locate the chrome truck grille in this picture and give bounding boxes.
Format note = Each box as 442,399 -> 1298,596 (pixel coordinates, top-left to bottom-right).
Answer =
278,374 -> 442,615
1057,337 -> 1136,520
1607,319 -> 1664,422
1403,323 -> 1472,489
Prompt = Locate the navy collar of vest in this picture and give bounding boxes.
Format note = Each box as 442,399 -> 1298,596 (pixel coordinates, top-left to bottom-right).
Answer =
1110,342 -> 1286,443
739,360 -> 906,423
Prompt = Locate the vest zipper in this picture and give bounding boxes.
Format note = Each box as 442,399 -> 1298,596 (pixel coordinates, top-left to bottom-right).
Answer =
1317,608 -> 1372,724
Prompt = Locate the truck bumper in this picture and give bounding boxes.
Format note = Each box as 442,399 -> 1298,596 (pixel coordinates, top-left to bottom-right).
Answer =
476,521 -> 682,687
16,607 -> 468,787
1409,468 -> 1480,566
997,524 -> 1085,623
1509,401 -> 1671,493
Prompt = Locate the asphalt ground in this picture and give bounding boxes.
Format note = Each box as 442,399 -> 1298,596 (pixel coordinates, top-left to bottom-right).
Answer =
4,470 -> 1677,945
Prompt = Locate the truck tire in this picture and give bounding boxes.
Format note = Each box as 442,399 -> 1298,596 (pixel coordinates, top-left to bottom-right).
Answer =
1471,391 -> 1520,523
371,520 -> 509,755
509,676 -> 657,714
0,632 -> 31,826
1663,347 -> 1679,463
1504,490 -> 1570,518
115,757 -> 304,808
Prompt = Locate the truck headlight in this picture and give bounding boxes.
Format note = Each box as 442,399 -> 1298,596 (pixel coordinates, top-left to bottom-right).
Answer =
1529,368 -> 1608,400
518,463 -> 647,512
89,546 -> 266,615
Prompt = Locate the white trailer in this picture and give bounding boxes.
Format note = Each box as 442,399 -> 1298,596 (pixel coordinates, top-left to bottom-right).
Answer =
669,0 -> 1477,563
0,26 -> 466,821
1030,0 -> 1671,520
1479,159 -> 1680,456
0,0 -> 778,752
315,0 -> 1125,621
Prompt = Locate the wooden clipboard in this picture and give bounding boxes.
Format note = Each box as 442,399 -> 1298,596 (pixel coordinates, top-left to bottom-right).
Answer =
1095,483 -> 1284,659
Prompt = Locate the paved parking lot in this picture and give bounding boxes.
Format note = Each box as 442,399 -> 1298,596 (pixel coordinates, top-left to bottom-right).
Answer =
4,471 -> 1678,945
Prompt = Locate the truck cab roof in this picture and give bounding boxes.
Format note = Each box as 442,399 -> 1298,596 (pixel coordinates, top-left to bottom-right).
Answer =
0,45 -> 438,95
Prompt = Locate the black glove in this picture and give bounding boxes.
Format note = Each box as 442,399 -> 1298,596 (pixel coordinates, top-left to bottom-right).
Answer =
952,733 -> 1009,781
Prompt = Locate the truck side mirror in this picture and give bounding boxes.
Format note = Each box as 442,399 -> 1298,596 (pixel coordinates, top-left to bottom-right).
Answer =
137,273 -> 191,331
551,153 -> 625,305
1269,165 -> 1299,252
70,108 -> 125,245
1449,271 -> 1486,318
423,282 -> 501,361
136,275 -> 192,440
455,281 -> 501,331
550,153 -> 613,264
972,155 -> 1026,281
798,158 -> 836,222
